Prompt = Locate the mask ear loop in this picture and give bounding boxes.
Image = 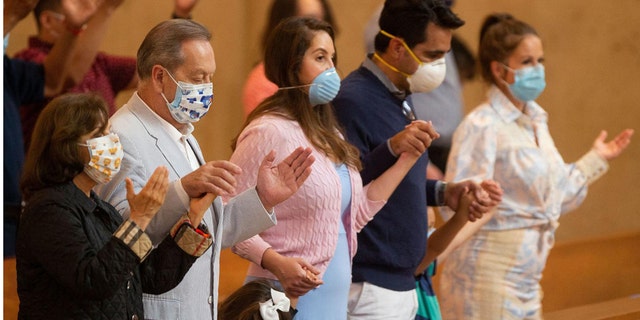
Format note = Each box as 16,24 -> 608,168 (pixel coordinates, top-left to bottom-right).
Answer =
161,67 -> 187,92
278,68 -> 337,90
497,62 -> 516,87
500,63 -> 519,76
279,83 -> 314,90
376,30 -> 417,77
380,30 -> 424,66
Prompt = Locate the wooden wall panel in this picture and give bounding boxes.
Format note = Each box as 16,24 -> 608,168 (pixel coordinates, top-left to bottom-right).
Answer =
5,1 -> 639,315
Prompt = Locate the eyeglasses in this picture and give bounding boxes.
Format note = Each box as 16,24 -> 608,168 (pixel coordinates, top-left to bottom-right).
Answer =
402,100 -> 416,121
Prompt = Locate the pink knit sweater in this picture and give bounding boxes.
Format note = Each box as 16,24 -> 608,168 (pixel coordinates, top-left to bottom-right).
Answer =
226,115 -> 386,280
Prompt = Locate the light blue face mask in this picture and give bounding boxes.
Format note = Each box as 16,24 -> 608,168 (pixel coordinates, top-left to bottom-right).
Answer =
4,34 -> 10,54
308,67 -> 341,106
504,64 -> 546,102
278,67 -> 341,106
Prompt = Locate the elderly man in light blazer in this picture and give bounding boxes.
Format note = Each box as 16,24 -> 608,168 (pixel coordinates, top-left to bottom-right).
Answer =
96,19 -> 314,320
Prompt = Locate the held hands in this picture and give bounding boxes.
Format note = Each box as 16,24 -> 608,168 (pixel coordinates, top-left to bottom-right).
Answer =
394,149 -> 422,170
481,180 -> 503,204
592,129 -> 634,161
449,187 -> 475,223
256,147 -> 315,212
126,166 -> 170,230
181,147 -> 314,212
389,120 -> 440,157
188,193 -> 216,227
181,160 -> 242,198
444,180 -> 503,221
262,249 -> 323,298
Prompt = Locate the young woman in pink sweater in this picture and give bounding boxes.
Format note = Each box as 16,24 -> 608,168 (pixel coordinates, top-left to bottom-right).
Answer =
225,17 -> 439,319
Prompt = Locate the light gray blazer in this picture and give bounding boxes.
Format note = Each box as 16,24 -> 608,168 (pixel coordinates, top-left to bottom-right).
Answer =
96,93 -> 276,320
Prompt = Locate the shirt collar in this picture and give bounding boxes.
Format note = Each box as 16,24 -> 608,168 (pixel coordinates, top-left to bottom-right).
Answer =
362,54 -> 407,100
488,85 -> 548,124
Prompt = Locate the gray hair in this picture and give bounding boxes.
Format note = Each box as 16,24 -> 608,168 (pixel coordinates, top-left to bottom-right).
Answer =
136,19 -> 212,79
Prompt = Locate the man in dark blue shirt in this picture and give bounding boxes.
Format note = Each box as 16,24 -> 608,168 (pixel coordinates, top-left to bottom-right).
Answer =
333,0 -> 500,318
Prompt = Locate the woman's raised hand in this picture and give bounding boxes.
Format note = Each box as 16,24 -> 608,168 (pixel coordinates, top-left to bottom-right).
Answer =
126,166 -> 169,230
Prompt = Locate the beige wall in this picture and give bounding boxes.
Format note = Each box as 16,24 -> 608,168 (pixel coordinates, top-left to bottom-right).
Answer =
7,0 -> 639,243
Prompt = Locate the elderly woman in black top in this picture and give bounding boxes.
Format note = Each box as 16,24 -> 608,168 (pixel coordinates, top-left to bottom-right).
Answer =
16,93 -> 215,319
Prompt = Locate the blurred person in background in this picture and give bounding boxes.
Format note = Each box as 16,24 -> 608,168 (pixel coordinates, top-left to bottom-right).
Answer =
14,0 -> 200,152
4,0 -> 103,258
438,13 -> 633,319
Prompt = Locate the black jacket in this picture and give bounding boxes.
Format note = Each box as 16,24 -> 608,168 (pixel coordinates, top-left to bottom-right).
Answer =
16,182 -> 199,319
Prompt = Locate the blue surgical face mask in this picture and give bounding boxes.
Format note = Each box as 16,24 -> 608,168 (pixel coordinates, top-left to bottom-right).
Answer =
308,67 -> 341,106
161,68 -> 214,123
503,64 -> 546,102
279,67 -> 341,106
4,34 -> 10,53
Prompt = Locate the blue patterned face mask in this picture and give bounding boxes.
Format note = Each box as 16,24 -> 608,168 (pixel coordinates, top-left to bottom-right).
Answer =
161,68 -> 214,123
279,67 -> 341,106
503,64 -> 546,102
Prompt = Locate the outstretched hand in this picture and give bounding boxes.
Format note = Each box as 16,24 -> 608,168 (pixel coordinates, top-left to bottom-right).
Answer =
256,147 -> 315,212
126,166 -> 170,230
592,129 -> 634,161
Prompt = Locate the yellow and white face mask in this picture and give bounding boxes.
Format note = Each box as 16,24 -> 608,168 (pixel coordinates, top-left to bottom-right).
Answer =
79,133 -> 124,184
376,30 -> 447,93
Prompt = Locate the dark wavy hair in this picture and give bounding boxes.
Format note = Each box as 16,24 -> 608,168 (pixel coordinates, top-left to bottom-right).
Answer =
21,93 -> 109,201
233,16 -> 361,170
